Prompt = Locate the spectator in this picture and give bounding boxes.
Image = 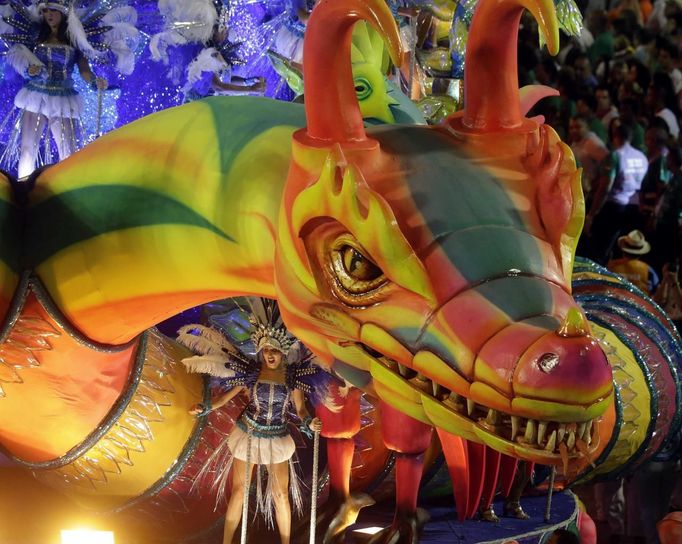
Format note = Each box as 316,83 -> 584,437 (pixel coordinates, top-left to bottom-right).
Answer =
619,98 -> 646,150
651,146 -> 682,269
645,73 -> 680,138
587,121 -> 648,261
587,10 -> 615,66
607,230 -> 660,292
576,93 -> 608,141
574,53 -> 600,91
596,85 -> 620,130
569,114 -> 610,199
656,38 -> 682,93
640,126 -> 671,224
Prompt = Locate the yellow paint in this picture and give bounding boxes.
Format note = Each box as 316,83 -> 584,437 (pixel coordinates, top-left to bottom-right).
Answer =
369,360 -> 422,403
469,382 -> 512,412
420,394 -> 479,442
291,156 -> 433,301
412,351 -> 471,397
328,342 -> 373,372
360,324 -> 413,365
512,393 -> 613,423
36,225 -> 274,342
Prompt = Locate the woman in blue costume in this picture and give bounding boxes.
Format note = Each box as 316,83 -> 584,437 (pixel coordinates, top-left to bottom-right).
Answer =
0,0 -> 138,178
150,0 -> 264,104
178,298 -> 326,544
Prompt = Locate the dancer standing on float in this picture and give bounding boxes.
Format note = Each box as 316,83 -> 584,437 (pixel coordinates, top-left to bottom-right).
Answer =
0,0 -> 138,178
178,298 -> 325,544
149,0 -> 264,103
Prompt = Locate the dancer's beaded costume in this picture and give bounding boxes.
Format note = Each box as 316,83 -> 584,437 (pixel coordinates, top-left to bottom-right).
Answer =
0,0 -> 138,176
178,299 -> 331,524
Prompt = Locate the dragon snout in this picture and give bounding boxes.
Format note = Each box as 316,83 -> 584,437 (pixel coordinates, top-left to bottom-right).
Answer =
513,311 -> 613,411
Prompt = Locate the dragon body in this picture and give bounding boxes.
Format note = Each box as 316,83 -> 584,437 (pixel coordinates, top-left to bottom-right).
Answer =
0,0 -> 680,542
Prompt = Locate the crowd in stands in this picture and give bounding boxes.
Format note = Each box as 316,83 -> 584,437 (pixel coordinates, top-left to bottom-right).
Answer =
519,2 -> 682,542
522,0 -> 682,309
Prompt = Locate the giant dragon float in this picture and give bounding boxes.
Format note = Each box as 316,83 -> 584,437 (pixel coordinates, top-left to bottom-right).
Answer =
0,0 -> 679,543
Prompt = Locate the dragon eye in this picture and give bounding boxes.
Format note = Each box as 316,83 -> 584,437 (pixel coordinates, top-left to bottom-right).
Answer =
341,246 -> 381,282
354,77 -> 372,101
329,237 -> 387,302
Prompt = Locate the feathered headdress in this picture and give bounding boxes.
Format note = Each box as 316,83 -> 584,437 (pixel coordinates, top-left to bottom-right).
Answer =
247,297 -> 294,355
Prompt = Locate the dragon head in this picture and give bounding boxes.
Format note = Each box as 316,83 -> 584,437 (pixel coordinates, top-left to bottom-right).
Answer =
274,0 -> 613,471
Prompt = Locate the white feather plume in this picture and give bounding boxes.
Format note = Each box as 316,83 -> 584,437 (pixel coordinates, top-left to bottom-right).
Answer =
6,44 -> 44,75
102,6 -> 138,26
177,323 -> 240,355
183,47 -> 228,91
108,40 -> 136,74
67,6 -> 101,60
157,0 -> 217,43
182,355 -> 236,377
149,29 -> 189,64
0,4 -> 13,34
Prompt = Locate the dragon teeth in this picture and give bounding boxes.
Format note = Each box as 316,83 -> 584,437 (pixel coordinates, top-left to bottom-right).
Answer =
583,420 -> 593,444
538,421 -> 547,445
545,430 -> 557,452
467,399 -> 475,416
524,419 -> 537,443
432,382 -> 442,398
511,416 -> 520,439
577,422 -> 586,440
557,423 -> 566,444
398,364 -> 409,377
486,409 -> 498,426
567,430 -> 576,451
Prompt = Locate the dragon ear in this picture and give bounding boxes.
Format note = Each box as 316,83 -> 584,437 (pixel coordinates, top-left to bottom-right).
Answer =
302,0 -> 403,145
452,0 -> 560,132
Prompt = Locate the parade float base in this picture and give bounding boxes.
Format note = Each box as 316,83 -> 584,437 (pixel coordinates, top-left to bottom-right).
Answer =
348,491 -> 579,544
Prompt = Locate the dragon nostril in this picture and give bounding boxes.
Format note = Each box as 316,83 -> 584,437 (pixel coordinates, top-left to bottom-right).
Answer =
538,353 -> 559,373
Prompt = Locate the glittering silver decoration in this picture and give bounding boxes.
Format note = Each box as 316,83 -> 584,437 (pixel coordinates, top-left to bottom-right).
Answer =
0,312 -> 60,397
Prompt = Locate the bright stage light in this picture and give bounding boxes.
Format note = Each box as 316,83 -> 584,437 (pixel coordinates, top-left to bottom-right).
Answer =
353,526 -> 384,535
61,529 -> 114,544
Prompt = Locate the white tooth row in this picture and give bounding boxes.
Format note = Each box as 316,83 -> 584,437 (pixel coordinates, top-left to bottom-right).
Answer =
511,417 -> 593,453
439,392 -> 594,453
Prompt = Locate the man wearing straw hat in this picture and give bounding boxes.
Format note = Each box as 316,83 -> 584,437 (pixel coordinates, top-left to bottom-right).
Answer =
607,229 -> 660,293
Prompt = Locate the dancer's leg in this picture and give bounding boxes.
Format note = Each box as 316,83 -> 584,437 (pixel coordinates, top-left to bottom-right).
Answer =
223,458 -> 255,544
18,111 -> 46,178
269,461 -> 291,544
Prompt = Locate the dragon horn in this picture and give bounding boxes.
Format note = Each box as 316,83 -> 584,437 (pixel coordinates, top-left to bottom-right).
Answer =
557,308 -> 590,338
460,0 -> 560,131
303,0 -> 403,144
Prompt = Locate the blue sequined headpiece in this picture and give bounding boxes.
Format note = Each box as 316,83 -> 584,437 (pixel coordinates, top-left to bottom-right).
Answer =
38,0 -> 70,14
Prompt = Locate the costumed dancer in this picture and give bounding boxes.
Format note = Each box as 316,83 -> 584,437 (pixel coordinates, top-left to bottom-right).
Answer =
178,298 -> 327,544
0,0 -> 139,178
149,0 -> 265,104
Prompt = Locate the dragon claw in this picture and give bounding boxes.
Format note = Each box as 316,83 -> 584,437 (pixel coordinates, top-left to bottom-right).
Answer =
366,508 -> 429,544
321,492 -> 376,544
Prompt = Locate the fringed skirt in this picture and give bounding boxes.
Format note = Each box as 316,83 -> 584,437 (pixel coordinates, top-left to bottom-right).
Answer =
228,424 -> 296,464
197,419 -> 304,527
15,88 -> 83,119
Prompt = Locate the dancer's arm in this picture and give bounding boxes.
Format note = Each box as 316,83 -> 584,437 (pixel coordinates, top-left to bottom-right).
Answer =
189,385 -> 246,416
292,389 -> 322,432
